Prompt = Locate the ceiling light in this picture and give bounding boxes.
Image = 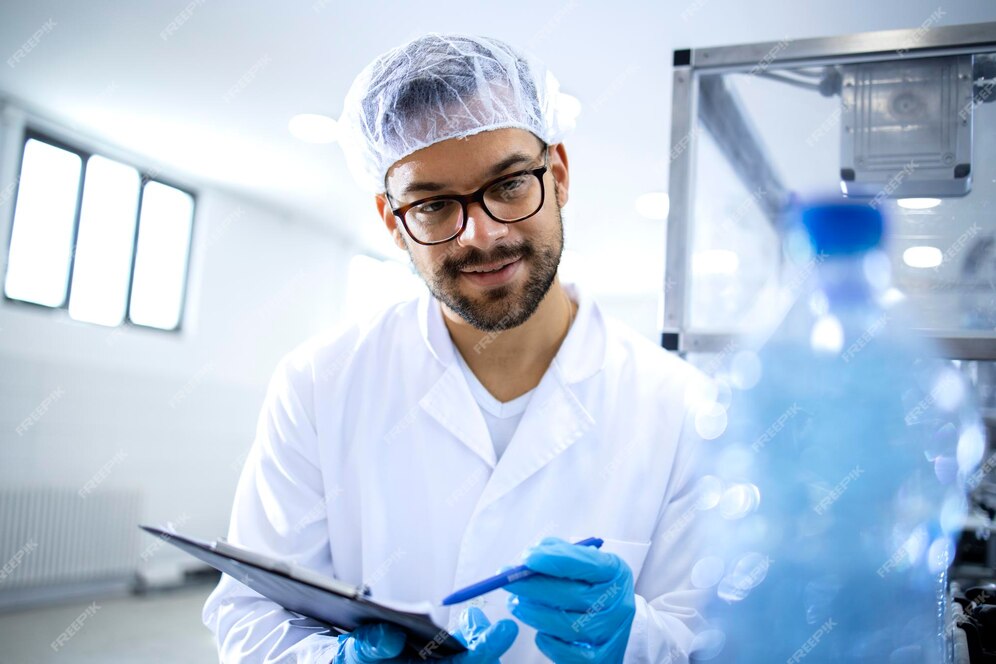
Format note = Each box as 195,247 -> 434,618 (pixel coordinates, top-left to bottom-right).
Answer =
903,245 -> 943,269
289,114 -> 339,144
635,192 -> 669,220
897,197 -> 941,210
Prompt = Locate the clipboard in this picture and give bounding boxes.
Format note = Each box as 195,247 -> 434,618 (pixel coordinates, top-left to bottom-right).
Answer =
139,525 -> 465,659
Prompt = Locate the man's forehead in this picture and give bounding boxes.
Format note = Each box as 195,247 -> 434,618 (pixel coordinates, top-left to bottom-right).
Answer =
386,128 -> 543,193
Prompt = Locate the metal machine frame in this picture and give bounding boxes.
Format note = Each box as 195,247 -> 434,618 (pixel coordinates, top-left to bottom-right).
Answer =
663,21 -> 996,360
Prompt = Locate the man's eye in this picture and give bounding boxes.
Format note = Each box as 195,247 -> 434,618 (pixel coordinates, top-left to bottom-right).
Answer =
493,176 -> 528,197
416,200 -> 451,214
410,200 -> 459,226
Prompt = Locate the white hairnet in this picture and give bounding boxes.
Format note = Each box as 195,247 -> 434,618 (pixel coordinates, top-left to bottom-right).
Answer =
337,33 -> 574,193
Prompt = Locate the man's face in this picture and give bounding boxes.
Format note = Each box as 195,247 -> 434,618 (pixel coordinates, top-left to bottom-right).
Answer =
378,128 -> 570,333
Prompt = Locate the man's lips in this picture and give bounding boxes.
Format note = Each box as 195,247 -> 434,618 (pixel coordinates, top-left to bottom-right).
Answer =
456,257 -> 523,287
459,256 -> 521,274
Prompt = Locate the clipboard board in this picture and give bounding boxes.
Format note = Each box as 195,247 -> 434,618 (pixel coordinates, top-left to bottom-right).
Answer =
140,525 -> 465,659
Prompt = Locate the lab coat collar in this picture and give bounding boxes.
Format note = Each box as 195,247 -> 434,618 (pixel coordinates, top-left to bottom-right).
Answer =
416,279 -> 607,385
416,280 -> 606,494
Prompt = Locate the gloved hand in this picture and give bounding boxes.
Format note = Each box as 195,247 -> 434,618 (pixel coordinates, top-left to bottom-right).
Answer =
504,537 -> 636,663
332,606 -> 518,663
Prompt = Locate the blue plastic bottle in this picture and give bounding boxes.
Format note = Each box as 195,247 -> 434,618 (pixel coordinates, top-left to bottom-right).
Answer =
690,202 -> 985,663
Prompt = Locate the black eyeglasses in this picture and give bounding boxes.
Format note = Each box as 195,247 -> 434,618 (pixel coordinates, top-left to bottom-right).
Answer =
387,148 -> 549,245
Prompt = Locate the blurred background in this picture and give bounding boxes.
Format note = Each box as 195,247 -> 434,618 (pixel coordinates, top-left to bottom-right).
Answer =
1,1 -> 995,662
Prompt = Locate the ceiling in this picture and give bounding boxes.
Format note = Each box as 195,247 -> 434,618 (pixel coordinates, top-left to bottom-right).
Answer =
1,0 -> 995,295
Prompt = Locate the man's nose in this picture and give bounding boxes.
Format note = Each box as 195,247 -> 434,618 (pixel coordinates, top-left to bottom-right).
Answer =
456,201 -> 509,250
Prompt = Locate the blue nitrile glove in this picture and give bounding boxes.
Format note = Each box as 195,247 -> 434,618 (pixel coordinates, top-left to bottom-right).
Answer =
504,537 -> 636,663
332,606 -> 518,663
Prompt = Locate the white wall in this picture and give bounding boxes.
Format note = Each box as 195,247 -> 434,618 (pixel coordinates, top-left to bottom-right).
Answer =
0,106 -> 357,580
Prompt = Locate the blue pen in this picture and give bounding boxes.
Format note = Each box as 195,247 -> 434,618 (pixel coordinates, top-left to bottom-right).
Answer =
441,537 -> 603,606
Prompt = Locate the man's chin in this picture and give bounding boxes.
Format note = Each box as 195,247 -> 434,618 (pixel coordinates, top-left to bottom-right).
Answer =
459,287 -> 519,318
441,282 -> 527,332
458,280 -> 516,303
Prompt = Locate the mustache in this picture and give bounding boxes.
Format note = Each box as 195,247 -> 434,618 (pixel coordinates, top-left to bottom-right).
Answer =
442,242 -> 534,277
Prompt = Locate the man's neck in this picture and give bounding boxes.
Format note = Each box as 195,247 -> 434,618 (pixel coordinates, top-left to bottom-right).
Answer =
441,278 -> 575,402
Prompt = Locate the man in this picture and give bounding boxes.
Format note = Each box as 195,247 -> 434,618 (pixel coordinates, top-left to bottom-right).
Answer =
203,34 -> 709,663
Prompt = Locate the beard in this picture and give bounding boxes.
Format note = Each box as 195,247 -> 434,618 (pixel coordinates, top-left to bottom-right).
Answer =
407,195 -> 564,333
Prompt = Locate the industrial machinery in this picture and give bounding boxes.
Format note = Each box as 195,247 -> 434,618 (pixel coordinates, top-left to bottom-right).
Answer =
664,21 -> 996,662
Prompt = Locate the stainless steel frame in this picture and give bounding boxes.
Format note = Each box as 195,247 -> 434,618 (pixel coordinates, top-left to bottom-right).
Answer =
663,21 -> 996,361
690,22 -> 996,71
669,331 -> 996,361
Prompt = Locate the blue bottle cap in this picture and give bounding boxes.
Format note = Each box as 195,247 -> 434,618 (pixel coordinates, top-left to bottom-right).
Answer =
800,202 -> 884,256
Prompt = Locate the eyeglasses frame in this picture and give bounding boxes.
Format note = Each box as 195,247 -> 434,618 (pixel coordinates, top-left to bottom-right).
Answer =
386,147 -> 550,246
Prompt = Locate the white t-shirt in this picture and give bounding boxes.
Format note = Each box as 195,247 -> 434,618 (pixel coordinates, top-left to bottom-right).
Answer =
452,348 -> 534,460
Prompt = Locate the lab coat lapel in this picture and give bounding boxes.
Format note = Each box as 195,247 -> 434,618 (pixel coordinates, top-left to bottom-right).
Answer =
474,370 -> 595,511
419,365 -> 496,468
415,283 -> 607,505
473,282 -> 605,512
417,291 -> 496,468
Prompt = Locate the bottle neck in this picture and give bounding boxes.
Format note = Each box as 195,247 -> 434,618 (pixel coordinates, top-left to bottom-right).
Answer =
814,251 -> 881,303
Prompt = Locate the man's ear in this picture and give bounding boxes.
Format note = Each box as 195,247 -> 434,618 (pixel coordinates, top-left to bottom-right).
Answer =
549,143 -> 570,207
375,193 -> 408,252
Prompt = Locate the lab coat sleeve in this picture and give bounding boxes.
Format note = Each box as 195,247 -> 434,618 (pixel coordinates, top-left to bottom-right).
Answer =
623,388 -> 710,664
202,352 -> 344,664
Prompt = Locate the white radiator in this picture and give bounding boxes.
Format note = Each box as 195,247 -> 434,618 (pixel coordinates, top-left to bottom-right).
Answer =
0,488 -> 141,596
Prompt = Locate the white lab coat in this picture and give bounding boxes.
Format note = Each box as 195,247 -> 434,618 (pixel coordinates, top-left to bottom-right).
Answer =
202,281 -> 709,663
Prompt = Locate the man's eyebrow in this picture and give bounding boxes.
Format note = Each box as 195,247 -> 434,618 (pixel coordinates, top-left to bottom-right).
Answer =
398,151 -> 537,198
